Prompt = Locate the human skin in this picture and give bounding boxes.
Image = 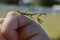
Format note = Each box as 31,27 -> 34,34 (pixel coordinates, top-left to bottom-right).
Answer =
0,18 -> 7,40
0,11 -> 50,40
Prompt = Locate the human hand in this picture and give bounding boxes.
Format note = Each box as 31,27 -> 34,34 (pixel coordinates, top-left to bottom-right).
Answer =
0,11 -> 50,40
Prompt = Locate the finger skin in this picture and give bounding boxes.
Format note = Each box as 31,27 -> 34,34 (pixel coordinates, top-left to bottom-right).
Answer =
1,11 -> 19,40
0,18 -> 7,40
18,22 -> 50,40
0,18 -> 4,30
0,18 -> 4,24
27,22 -> 50,40
0,25 -> 6,40
17,14 -> 32,28
1,11 -> 50,40
0,18 -> 4,31
17,13 -> 50,40
0,33 -> 6,40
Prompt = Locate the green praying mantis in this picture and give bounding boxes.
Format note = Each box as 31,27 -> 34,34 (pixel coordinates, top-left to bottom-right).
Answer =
17,9 -> 47,24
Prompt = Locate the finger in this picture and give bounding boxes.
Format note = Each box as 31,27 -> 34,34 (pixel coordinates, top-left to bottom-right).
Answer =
0,18 -> 4,24
1,11 -> 19,40
18,22 -> 50,40
0,34 -> 7,40
27,22 -> 50,40
0,18 -> 7,40
0,25 -> 6,40
17,12 -> 50,40
0,18 -> 4,32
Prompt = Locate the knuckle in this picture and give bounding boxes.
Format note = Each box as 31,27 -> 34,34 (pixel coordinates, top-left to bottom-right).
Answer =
7,11 -> 18,16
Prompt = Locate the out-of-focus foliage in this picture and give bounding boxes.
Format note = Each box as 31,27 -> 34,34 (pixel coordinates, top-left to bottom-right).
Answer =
0,0 -> 19,4
0,0 -> 6,2
32,0 -> 42,5
0,0 -> 60,6
6,0 -> 19,4
42,0 -> 60,6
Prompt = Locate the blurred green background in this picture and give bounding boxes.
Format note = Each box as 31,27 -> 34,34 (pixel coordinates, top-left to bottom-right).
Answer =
0,0 -> 60,40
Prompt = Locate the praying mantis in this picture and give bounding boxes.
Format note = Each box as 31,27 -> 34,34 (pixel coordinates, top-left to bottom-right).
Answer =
17,10 -> 47,24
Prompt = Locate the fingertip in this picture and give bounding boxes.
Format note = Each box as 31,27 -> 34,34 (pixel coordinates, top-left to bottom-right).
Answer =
7,11 -> 21,16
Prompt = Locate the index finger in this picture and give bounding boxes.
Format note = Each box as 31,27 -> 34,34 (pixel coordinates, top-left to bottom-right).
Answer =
17,12 -> 50,40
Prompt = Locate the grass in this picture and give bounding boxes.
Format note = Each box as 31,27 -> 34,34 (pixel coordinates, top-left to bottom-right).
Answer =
0,13 -> 6,17
0,13 -> 60,40
41,14 -> 60,40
